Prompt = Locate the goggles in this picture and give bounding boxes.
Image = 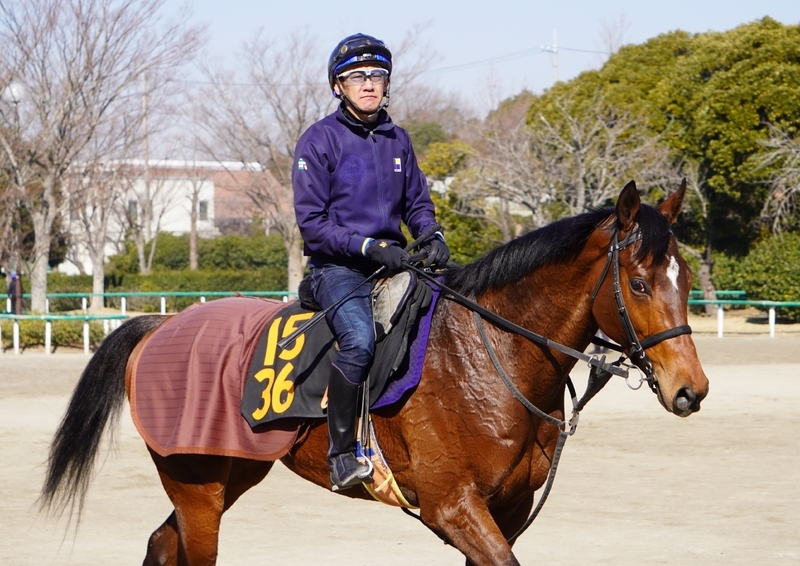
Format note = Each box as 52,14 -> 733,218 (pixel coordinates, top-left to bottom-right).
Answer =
337,68 -> 389,87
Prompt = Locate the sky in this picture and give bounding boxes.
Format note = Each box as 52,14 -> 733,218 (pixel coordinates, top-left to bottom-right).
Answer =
165,0 -> 799,115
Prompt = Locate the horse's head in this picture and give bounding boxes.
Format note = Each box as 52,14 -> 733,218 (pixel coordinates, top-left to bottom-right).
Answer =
591,180 -> 709,417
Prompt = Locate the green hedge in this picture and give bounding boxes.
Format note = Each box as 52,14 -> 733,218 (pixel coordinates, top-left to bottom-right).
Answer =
107,232 -> 288,273
735,233 -> 800,321
58,232 -> 291,312
104,268 -> 287,312
0,319 -> 105,351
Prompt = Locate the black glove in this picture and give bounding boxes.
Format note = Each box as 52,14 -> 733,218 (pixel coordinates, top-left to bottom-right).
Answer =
424,237 -> 450,268
366,239 -> 409,271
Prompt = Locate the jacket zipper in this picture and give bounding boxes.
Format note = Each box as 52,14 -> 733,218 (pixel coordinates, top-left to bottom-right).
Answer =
370,130 -> 388,228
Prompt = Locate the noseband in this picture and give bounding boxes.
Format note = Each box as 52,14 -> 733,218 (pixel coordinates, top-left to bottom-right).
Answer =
590,228 -> 692,392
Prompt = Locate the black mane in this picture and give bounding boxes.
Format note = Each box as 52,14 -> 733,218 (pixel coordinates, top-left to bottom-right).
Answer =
445,204 -> 672,296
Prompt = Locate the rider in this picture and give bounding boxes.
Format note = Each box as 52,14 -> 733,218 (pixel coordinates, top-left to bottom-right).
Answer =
292,33 -> 450,491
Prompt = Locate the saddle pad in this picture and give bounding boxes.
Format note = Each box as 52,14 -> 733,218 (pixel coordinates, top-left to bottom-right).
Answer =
130,296 -> 304,461
241,280 -> 437,426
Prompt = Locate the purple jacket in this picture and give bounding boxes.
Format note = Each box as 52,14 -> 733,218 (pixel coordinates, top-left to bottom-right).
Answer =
293,105 -> 438,268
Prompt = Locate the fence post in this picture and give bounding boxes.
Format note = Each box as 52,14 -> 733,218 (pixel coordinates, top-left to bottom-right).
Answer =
103,319 -> 110,336
45,320 -> 52,354
717,305 -> 724,338
769,307 -> 776,338
82,297 -> 87,313
13,320 -> 20,355
45,298 -> 50,314
121,296 -> 127,316
200,296 -> 206,303
83,320 -> 90,354
160,296 -> 166,314
5,298 -> 9,312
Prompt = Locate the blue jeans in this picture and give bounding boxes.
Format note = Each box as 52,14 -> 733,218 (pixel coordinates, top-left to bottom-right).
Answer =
310,265 -> 375,385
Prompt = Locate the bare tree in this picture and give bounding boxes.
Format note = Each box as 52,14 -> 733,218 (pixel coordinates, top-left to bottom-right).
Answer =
758,126 -> 800,234
530,95 -> 673,215
464,119 -> 556,238
672,160 -> 719,315
120,161 -> 185,275
596,11 -> 632,60
460,93 -> 674,244
0,0 -> 203,312
64,160 -> 126,310
193,29 -> 329,292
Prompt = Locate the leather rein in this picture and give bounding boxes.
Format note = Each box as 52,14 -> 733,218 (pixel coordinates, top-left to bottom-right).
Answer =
401,224 -> 692,544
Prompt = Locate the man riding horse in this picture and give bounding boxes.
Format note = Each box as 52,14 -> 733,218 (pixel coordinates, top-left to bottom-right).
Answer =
292,33 -> 450,491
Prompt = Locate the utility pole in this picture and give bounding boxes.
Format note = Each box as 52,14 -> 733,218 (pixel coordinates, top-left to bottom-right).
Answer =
541,28 -> 558,85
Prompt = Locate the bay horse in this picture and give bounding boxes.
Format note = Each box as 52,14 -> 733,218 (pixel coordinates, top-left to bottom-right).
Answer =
41,181 -> 708,566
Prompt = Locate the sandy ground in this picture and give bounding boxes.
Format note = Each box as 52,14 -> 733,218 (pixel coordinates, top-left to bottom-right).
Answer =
1,311 -> 799,565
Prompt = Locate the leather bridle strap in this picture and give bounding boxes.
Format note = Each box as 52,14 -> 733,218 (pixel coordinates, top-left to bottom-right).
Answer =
404,264 -> 629,379
640,325 -> 692,349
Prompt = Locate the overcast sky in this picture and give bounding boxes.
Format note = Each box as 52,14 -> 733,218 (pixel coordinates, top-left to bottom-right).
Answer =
165,0 -> 798,115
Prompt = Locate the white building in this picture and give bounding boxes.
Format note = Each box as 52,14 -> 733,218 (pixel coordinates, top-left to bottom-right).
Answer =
59,160 -> 280,275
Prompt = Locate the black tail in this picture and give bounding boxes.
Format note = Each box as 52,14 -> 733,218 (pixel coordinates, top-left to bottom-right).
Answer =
39,314 -> 167,518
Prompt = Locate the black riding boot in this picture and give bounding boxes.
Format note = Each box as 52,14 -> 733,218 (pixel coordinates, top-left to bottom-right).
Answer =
327,365 -> 373,491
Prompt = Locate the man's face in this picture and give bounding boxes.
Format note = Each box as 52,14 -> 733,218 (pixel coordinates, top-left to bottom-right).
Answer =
334,64 -> 388,118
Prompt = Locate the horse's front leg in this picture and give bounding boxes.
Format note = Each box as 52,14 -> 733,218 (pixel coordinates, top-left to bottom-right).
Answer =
421,485 -> 520,566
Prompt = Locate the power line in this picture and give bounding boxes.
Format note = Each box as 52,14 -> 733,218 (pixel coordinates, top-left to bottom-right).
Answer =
171,42 -> 611,87
424,42 -> 609,75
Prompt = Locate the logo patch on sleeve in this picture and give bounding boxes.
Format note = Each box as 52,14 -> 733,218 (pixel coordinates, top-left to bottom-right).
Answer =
297,158 -> 307,171
393,158 -> 402,173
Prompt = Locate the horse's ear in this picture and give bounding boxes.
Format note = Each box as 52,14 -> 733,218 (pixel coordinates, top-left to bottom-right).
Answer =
658,178 -> 687,225
616,180 -> 640,232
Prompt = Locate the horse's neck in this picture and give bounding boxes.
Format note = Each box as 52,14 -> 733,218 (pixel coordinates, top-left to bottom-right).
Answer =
484,266 -> 599,355
465,267 -> 595,409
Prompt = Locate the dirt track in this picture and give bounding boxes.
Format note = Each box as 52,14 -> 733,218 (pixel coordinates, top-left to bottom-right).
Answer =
1,326 -> 799,564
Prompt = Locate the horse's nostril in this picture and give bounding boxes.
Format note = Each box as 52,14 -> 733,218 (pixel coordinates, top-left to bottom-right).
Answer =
674,387 -> 697,413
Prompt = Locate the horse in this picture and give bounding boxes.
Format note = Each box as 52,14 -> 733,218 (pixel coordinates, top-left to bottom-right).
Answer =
41,181 -> 708,566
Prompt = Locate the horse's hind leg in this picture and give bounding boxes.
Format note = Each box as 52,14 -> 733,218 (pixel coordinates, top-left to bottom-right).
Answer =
143,451 -> 273,566
144,512 -> 179,566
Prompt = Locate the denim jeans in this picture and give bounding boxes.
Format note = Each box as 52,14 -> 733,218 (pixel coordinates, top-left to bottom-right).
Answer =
310,265 -> 375,385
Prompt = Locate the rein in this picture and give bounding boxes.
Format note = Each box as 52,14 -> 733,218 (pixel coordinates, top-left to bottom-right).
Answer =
400,223 -> 692,544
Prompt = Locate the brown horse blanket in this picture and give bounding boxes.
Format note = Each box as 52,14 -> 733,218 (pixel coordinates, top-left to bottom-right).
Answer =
130,297 -> 305,461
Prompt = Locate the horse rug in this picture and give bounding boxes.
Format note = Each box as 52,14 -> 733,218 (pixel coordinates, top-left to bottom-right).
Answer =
130,288 -> 436,462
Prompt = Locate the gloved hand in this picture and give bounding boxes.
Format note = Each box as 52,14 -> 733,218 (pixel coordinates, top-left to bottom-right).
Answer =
424,237 -> 450,268
366,239 -> 409,271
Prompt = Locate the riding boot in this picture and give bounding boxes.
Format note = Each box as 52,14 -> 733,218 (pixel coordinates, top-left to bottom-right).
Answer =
326,365 -> 373,491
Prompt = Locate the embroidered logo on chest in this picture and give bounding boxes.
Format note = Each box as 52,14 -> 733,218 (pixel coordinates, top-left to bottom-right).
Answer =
340,156 -> 366,184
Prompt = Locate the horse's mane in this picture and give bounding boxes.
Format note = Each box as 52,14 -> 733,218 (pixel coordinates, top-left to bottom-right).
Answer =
445,204 -> 672,296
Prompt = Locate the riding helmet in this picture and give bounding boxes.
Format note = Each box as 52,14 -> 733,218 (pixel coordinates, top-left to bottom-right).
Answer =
327,33 -> 392,92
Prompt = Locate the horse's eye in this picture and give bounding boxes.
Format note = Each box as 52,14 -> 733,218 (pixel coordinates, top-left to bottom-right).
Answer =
630,279 -> 649,294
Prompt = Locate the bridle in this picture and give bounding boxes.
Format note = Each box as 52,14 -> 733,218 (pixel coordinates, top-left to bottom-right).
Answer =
589,226 -> 692,394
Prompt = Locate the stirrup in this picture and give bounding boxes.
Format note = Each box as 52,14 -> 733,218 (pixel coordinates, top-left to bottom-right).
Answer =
329,453 -> 374,492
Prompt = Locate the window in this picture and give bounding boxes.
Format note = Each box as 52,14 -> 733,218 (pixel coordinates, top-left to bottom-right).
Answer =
198,200 -> 208,221
128,200 -> 138,221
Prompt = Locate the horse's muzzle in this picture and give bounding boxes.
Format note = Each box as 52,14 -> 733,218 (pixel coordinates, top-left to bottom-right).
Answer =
672,385 -> 706,417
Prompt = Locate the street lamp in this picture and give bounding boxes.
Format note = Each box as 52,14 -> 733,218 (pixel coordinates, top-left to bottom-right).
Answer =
2,81 -> 25,105
1,81 -> 25,279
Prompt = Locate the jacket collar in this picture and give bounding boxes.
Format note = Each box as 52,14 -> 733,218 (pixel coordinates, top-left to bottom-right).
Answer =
335,103 -> 394,135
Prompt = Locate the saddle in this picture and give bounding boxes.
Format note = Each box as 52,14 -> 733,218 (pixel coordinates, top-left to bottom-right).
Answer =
240,271 -> 432,427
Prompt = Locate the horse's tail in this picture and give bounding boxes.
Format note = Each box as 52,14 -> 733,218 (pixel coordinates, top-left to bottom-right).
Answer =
39,314 -> 167,518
